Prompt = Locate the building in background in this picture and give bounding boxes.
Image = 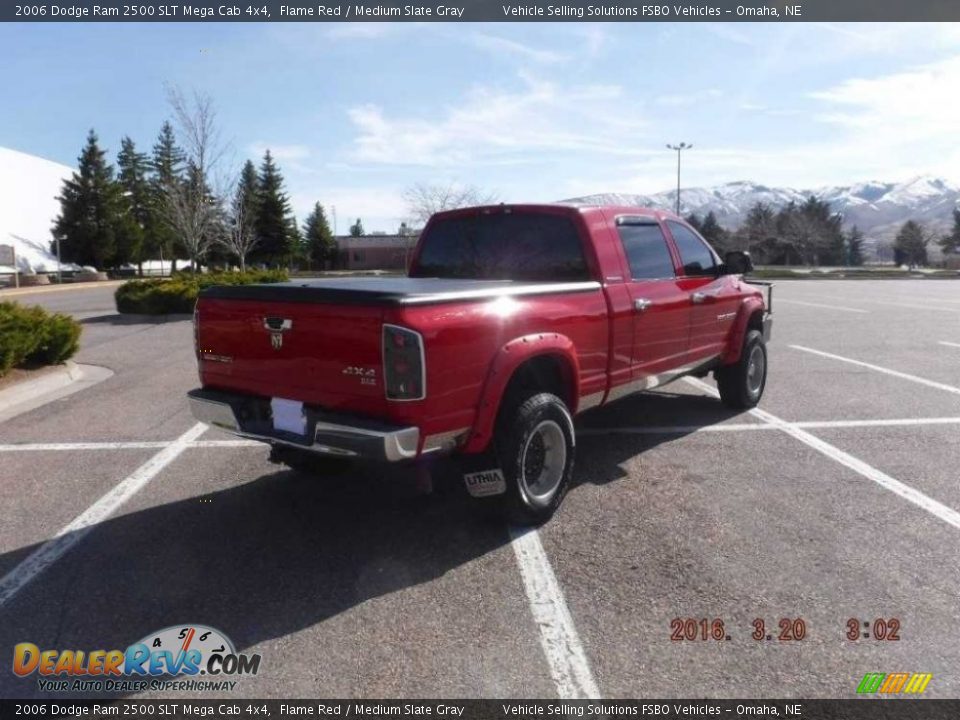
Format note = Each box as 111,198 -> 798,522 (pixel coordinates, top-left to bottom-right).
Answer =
335,233 -> 418,271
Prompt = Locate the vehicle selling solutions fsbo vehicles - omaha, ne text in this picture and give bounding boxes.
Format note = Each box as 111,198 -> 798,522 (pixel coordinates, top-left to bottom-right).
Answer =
188,204 -> 773,523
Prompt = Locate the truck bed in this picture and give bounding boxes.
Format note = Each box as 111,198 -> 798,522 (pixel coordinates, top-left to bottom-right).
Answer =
200,276 -> 600,306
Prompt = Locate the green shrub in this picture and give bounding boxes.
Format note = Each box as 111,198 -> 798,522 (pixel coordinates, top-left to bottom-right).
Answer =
0,301 -> 82,377
114,269 -> 289,315
30,313 -> 82,364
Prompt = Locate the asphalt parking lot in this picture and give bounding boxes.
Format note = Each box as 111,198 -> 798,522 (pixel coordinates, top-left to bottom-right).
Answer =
1,279 -> 959,700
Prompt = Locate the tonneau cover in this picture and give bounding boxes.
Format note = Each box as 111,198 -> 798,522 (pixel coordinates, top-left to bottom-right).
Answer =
200,277 -> 600,306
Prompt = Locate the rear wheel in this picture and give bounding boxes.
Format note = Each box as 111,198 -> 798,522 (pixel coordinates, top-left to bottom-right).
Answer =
716,328 -> 767,409
491,392 -> 576,525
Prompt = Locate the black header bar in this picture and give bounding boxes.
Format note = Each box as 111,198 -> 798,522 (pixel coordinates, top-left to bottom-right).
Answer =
3,0 -> 959,22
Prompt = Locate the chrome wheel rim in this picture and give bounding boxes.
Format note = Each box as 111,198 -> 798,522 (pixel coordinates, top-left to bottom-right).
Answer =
747,344 -> 766,395
520,420 -> 567,505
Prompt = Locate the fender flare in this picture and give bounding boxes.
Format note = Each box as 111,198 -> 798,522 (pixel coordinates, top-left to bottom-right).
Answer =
462,333 -> 580,454
721,297 -> 766,365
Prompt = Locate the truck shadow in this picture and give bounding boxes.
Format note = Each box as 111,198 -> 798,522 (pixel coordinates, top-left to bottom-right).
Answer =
571,388 -> 745,489
0,388 -> 743,699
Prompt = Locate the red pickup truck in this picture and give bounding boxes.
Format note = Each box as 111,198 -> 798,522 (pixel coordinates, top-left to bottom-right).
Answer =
189,204 -> 772,523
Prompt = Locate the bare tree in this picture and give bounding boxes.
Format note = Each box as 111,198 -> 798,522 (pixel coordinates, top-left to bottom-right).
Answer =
220,191 -> 257,272
161,87 -> 229,270
401,182 -> 498,227
401,182 -> 498,266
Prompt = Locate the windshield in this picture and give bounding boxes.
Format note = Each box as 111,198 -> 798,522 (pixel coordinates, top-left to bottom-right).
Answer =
411,211 -> 590,281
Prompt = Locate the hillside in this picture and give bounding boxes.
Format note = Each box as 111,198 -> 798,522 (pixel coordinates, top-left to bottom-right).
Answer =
563,176 -> 960,259
0,146 -> 75,273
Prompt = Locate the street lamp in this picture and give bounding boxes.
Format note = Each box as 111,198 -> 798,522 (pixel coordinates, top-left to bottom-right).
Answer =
666,142 -> 692,216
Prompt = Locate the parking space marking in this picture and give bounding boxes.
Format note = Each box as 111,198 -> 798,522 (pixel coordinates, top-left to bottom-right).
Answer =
790,345 -> 960,397
0,422 -> 208,608
775,299 -> 868,313
509,526 -> 601,700
579,416 -> 960,435
685,378 -> 960,531
784,295 -> 960,314
0,439 -> 262,452
939,341 -> 960,349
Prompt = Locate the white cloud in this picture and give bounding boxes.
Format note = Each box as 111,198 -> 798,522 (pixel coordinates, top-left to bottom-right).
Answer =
470,33 -> 566,64
288,186 -> 408,233
807,54 -> 960,179
346,74 -> 650,167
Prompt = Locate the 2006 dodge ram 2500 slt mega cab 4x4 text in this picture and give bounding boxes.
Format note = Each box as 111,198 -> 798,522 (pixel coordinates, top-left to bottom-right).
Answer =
188,204 -> 772,523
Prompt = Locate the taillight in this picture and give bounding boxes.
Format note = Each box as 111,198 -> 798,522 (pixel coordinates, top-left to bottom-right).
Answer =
383,324 -> 425,401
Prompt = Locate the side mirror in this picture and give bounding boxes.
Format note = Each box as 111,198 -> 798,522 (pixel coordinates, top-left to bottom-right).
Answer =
723,250 -> 754,275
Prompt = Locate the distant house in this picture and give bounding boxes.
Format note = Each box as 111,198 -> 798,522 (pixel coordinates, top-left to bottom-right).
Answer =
336,233 -> 418,271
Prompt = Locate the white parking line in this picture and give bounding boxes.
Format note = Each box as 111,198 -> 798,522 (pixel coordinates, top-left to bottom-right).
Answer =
685,378 -> 960,531
939,341 -> 960,349
578,416 -> 960,435
775,299 -> 868,313
0,422 -> 208,608
509,526 -> 601,699
791,345 -> 960,397
0,439 -> 263,452
788,295 -> 960,314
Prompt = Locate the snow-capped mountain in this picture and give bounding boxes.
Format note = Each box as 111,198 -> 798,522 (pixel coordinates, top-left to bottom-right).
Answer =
563,176 -> 960,248
0,146 -> 76,273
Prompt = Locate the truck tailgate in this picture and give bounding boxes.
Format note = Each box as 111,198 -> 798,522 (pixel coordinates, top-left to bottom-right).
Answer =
196,297 -> 386,412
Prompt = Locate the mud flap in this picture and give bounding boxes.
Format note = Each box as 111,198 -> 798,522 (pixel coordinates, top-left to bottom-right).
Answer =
463,468 -> 506,498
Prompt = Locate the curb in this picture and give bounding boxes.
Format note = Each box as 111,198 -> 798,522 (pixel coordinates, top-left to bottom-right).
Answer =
0,362 -> 114,423
0,280 -> 125,298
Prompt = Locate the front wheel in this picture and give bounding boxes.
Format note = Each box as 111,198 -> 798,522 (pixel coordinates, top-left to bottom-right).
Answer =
715,328 -> 767,409
493,392 -> 576,525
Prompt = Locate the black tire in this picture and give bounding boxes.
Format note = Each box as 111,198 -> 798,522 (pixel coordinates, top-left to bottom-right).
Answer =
716,328 -> 767,409
491,392 -> 576,525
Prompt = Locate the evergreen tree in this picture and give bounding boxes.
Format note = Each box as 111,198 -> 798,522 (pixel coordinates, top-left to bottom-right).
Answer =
116,136 -> 151,272
287,215 -> 304,268
349,218 -> 365,237
699,211 -> 730,254
734,202 -> 777,263
303,202 -> 336,269
253,150 -> 294,266
846,226 -> 865,267
939,208 -> 960,255
148,122 -> 185,270
684,213 -> 703,232
52,130 -> 125,269
893,220 -> 928,266
236,160 -> 260,232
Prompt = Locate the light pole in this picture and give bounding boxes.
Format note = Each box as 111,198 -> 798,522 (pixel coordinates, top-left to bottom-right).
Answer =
666,142 -> 692,216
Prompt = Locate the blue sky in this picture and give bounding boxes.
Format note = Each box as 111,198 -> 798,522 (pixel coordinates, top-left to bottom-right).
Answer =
2,21 -> 959,231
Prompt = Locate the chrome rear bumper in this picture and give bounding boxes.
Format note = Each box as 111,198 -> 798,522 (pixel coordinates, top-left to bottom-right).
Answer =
187,388 -> 420,462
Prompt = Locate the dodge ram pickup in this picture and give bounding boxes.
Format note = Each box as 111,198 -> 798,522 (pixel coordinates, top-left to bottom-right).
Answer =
188,204 -> 772,523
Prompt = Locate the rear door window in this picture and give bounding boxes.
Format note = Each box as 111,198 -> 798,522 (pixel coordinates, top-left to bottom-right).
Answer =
616,219 -> 676,280
667,221 -> 718,277
412,212 -> 589,281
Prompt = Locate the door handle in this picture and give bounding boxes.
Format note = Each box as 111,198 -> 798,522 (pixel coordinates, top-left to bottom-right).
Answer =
691,292 -> 713,304
634,298 -> 652,312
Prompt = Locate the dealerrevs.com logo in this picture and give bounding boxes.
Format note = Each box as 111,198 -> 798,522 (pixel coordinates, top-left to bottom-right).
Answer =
13,624 -> 261,693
